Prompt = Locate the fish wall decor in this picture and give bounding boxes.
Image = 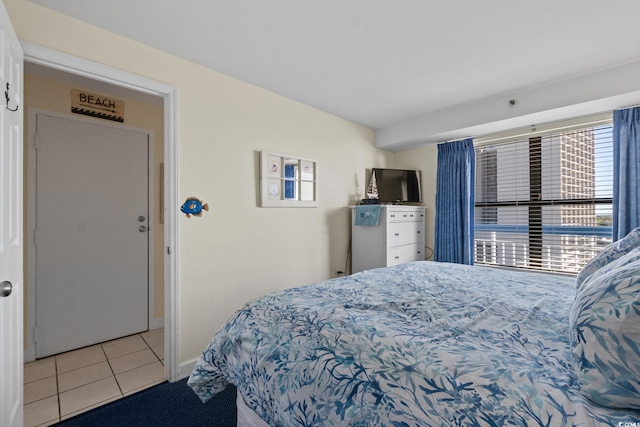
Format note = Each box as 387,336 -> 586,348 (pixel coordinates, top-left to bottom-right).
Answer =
181,197 -> 209,218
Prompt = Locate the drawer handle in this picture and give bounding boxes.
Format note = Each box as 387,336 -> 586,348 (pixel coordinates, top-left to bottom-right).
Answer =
395,256 -> 400,259
395,233 -> 400,236
417,230 -> 421,234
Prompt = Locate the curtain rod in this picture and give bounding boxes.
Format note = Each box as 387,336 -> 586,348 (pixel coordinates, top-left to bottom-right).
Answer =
473,112 -> 612,146
619,103 -> 640,110
446,105 -> 638,146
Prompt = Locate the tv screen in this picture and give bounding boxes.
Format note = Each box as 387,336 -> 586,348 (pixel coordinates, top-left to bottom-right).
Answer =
371,168 -> 422,203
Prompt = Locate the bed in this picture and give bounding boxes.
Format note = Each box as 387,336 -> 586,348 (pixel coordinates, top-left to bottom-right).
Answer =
188,230 -> 640,426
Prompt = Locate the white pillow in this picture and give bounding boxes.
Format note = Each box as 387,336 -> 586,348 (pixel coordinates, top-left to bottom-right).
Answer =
570,248 -> 640,409
575,227 -> 640,291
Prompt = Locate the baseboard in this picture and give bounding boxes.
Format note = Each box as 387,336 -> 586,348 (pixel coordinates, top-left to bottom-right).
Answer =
149,317 -> 164,330
24,346 -> 36,363
178,357 -> 199,380
24,321 -> 166,364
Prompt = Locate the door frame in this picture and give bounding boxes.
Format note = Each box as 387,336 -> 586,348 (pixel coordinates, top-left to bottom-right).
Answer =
22,41 -> 180,381
26,109 -> 157,359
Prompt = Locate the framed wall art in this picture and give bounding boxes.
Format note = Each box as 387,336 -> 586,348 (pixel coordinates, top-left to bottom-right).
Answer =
259,151 -> 317,207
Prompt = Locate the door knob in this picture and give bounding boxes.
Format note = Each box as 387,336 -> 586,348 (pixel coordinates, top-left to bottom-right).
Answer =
1,281 -> 12,297
138,216 -> 146,222
139,225 -> 148,232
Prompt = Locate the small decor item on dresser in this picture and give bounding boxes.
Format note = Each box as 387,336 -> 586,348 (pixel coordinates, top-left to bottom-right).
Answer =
360,170 -> 381,205
367,171 -> 379,199
360,198 -> 380,205
181,197 -> 209,218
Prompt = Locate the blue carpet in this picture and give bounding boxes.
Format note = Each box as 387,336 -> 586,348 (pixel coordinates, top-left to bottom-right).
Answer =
54,379 -> 236,426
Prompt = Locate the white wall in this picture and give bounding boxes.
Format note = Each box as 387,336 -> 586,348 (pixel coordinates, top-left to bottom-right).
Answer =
6,0 -> 395,362
393,145 -> 438,258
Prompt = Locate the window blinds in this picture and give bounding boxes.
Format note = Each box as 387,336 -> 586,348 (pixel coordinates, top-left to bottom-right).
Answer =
474,117 -> 613,273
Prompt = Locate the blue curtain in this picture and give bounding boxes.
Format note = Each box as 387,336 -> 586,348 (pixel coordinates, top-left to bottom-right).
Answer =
613,107 -> 640,240
434,138 -> 475,264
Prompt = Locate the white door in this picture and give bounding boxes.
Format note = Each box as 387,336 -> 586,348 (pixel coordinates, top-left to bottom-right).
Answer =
0,3 -> 23,426
35,114 -> 149,358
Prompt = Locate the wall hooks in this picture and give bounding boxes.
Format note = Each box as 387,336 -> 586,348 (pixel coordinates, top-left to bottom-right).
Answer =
5,82 -> 18,112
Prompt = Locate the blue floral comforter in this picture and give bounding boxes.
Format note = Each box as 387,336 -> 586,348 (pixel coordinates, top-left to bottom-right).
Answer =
188,261 -> 640,426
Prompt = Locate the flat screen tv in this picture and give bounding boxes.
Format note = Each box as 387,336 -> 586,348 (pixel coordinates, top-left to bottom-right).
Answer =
371,168 -> 422,203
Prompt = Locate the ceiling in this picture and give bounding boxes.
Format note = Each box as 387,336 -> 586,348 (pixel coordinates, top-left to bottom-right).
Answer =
28,0 -> 640,150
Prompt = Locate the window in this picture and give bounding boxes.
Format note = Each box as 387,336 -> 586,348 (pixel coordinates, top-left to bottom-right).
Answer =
474,116 -> 613,273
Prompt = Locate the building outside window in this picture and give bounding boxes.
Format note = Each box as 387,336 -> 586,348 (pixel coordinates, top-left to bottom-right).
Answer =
474,117 -> 613,273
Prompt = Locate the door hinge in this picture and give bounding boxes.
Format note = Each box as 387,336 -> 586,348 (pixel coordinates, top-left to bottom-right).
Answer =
34,325 -> 38,343
33,229 -> 39,246
34,132 -> 39,149
166,246 -> 171,255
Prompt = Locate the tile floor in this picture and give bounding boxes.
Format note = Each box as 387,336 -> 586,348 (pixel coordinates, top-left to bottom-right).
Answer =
23,328 -> 165,427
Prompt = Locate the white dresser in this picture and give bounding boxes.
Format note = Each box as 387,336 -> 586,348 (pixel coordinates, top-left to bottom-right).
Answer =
351,205 -> 426,273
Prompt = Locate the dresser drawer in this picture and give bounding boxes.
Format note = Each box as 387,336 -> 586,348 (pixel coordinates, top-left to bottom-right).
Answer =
387,244 -> 424,266
387,221 -> 424,247
387,210 -> 424,222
